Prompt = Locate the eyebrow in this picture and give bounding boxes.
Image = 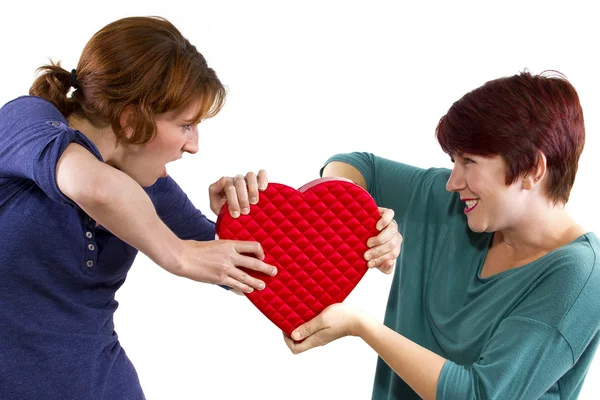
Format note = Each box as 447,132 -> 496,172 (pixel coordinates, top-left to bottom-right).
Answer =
179,116 -> 198,124
453,152 -> 471,158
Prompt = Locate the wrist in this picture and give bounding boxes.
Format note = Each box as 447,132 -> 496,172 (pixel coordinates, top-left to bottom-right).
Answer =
351,309 -> 376,338
160,234 -> 187,276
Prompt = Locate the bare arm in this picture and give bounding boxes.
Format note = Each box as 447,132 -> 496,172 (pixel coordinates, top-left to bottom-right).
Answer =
321,161 -> 367,190
56,143 -> 185,273
358,313 -> 446,400
55,143 -> 276,292
285,304 -> 445,400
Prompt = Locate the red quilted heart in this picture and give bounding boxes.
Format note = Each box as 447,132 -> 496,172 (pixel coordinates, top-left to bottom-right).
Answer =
215,177 -> 380,337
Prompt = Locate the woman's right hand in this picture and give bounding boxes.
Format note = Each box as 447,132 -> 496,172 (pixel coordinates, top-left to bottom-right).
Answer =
175,239 -> 278,293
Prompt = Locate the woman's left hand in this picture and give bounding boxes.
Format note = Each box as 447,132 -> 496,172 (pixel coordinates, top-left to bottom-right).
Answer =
283,303 -> 366,354
364,207 -> 402,274
209,170 -> 269,217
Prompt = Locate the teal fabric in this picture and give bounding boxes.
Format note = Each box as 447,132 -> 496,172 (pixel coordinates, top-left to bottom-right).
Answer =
322,152 -> 600,400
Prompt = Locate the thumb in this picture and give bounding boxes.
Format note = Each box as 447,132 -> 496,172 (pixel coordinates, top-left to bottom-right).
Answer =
209,177 -> 229,214
209,176 -> 228,196
291,317 -> 320,341
210,197 -> 227,216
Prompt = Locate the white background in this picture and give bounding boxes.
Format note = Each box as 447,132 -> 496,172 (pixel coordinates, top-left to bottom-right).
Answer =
2,1 -> 599,399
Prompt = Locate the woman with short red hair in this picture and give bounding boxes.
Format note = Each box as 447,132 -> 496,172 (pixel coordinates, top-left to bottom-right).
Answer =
285,71 -> 600,400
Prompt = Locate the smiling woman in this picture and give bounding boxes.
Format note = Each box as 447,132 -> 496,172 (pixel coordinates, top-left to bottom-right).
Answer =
437,71 -> 584,206
286,71 -> 600,400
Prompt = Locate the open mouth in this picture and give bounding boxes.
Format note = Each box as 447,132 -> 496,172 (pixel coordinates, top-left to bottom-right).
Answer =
162,157 -> 182,178
464,199 -> 479,213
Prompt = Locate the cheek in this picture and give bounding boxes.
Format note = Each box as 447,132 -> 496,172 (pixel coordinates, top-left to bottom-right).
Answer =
141,140 -> 163,157
464,170 -> 481,192
144,133 -> 178,156
467,171 -> 496,197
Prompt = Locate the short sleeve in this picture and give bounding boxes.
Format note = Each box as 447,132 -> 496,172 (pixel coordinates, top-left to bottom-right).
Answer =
0,96 -> 103,205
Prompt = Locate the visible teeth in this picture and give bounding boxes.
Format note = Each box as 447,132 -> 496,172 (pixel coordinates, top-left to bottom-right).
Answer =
466,200 -> 478,208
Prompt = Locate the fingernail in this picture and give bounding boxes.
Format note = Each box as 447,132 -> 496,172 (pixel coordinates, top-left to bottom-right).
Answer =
368,261 -> 375,268
259,185 -> 267,190
241,207 -> 250,215
272,267 -> 278,275
246,287 -> 254,293
232,211 -> 240,218
258,282 -> 265,290
292,331 -> 300,340
250,197 -> 258,204
365,253 -> 371,261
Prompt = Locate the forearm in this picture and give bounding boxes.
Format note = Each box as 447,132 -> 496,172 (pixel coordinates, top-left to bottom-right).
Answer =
356,314 -> 446,400
57,144 -> 184,274
82,171 -> 184,273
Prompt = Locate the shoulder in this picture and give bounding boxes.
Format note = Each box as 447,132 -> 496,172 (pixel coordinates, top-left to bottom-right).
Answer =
529,233 -> 600,320
547,233 -> 600,356
1,95 -> 62,116
0,96 -> 66,127
544,233 -> 598,281
524,234 -> 599,308
566,233 -> 600,291
505,234 -> 599,341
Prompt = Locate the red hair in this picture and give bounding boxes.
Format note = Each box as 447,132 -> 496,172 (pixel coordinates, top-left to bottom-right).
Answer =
436,71 -> 585,204
30,16 -> 225,144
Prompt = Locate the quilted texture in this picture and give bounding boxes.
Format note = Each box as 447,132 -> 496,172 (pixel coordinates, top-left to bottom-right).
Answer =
215,177 -> 380,337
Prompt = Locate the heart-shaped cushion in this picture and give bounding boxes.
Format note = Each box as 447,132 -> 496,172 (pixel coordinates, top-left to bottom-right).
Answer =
215,177 -> 380,337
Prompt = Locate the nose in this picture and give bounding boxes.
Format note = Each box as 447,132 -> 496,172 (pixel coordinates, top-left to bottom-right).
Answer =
446,164 -> 466,192
183,126 -> 199,154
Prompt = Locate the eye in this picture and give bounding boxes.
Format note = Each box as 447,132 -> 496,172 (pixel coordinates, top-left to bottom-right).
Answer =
464,157 -> 474,164
182,124 -> 191,131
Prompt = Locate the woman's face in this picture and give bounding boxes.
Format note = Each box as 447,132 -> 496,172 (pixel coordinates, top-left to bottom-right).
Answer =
446,153 -> 527,233
121,101 -> 200,187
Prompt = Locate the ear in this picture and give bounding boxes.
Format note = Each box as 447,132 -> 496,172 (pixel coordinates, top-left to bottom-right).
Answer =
523,151 -> 547,190
119,105 -> 136,141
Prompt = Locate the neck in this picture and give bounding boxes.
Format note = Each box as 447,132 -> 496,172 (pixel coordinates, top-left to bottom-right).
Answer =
497,202 -> 584,260
67,114 -> 122,167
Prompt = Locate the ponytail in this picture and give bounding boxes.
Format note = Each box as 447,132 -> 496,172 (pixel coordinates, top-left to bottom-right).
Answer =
29,61 -> 76,118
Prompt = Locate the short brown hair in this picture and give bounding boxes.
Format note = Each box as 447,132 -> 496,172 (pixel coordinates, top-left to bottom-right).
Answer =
30,16 -> 225,144
436,71 -> 585,204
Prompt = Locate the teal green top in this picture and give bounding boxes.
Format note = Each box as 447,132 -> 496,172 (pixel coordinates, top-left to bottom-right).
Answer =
323,153 -> 600,400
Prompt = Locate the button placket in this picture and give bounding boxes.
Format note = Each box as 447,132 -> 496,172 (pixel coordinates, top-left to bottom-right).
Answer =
84,217 -> 98,271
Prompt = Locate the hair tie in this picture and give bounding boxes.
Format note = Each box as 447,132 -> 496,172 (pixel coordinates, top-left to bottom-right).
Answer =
70,69 -> 78,89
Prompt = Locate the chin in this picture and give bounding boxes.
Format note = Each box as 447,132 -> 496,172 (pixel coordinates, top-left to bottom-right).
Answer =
137,176 -> 159,188
467,219 -> 487,233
